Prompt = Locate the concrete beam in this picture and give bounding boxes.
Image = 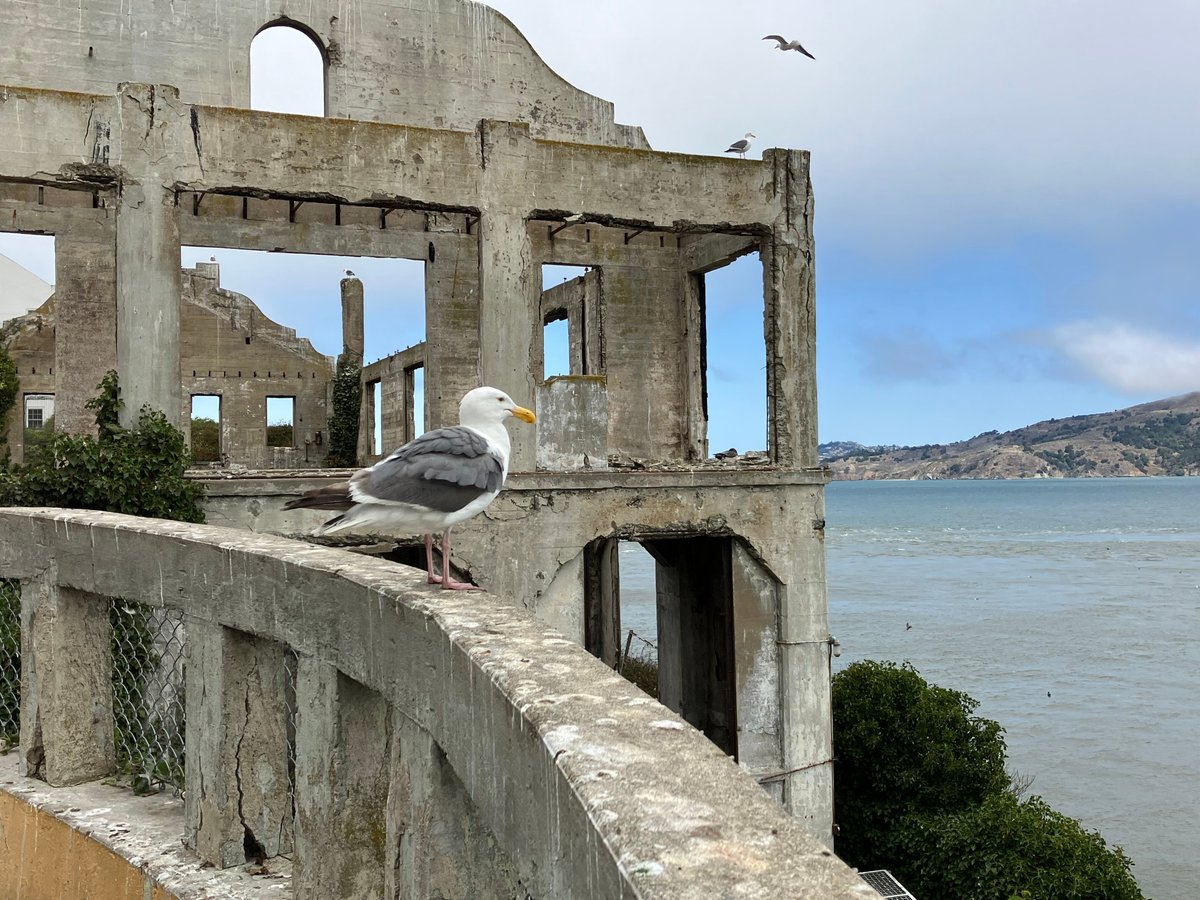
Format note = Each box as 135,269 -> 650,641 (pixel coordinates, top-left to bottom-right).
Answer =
19,572 -> 116,786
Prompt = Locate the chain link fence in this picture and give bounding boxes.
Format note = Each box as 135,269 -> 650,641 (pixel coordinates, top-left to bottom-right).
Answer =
283,646 -> 298,846
111,602 -> 186,794
0,580 -> 19,752
617,628 -> 659,698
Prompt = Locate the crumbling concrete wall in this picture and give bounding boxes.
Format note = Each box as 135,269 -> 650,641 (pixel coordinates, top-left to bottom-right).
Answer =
1,0 -> 828,852
4,0 -> 647,149
180,263 -> 334,468
0,509 -> 873,900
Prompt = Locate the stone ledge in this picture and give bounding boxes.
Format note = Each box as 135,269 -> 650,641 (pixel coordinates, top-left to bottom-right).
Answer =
0,753 -> 292,899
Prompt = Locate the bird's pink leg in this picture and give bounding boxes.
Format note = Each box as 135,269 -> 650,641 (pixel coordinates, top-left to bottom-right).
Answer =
439,529 -> 482,591
424,533 -> 443,584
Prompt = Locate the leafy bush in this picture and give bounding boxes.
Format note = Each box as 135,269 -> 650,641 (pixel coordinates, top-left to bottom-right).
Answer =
833,660 -> 1008,864
833,661 -> 1143,900
189,416 -> 220,463
0,346 -> 16,463
894,794 -> 1142,900
21,414 -> 55,462
266,422 -> 293,448
0,371 -> 205,522
325,354 -> 360,467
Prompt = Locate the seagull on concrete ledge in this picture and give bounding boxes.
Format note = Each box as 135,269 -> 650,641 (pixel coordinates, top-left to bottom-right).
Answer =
284,386 -> 536,590
724,133 -> 756,158
763,34 -> 816,59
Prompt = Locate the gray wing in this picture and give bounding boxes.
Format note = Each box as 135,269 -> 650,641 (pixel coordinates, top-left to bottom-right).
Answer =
360,426 -> 504,513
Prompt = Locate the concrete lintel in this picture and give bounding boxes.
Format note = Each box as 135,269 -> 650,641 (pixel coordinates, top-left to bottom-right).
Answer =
178,215 -> 474,261
19,573 -> 116,785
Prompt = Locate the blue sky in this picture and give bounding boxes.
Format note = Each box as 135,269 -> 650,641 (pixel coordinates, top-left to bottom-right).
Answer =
4,1 -> 1198,450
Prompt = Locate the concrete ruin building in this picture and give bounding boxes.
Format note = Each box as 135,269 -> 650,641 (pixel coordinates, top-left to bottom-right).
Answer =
0,0 -> 831,840
3,261 -> 334,466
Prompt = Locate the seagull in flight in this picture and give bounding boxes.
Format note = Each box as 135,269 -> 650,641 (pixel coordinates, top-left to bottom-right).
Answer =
763,34 -> 816,60
724,132 -> 756,158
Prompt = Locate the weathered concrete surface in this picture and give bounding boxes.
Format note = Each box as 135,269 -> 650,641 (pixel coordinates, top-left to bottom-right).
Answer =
0,753 -> 293,899
3,0 -> 648,148
535,376 -> 609,470
0,508 -> 873,900
19,572 -> 116,786
185,623 -> 292,868
201,468 -> 836,828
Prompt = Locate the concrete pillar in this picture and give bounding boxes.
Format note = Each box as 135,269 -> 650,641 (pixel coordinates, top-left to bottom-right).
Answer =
776,489 -> 834,840
114,84 -> 183,427
679,268 -> 707,460
53,233 -> 117,436
477,120 -> 538,470
340,277 -> 365,363
584,538 -> 621,667
19,574 -> 115,785
731,543 -> 784,804
385,708 -> 518,899
424,238 -> 479,429
293,658 -> 391,899
184,621 -> 291,867
763,149 -> 818,467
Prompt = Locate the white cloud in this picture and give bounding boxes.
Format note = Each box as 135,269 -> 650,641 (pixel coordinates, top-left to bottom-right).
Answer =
1052,320 -> 1200,395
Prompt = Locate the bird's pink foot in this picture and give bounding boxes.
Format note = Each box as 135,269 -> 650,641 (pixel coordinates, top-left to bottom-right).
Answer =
440,577 -> 483,591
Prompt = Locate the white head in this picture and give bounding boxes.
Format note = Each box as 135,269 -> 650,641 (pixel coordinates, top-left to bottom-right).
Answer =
745,132 -> 756,140
459,386 -> 536,430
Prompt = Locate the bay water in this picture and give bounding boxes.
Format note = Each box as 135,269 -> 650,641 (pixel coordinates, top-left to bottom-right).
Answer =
618,477 -> 1198,899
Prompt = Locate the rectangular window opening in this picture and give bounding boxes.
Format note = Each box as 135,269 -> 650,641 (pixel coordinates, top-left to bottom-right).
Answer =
540,264 -> 590,379
190,395 -> 221,463
409,366 -> 426,440
179,246 -> 424,468
372,381 -> 383,456
22,393 -> 55,460
701,251 -> 766,458
266,396 -> 295,448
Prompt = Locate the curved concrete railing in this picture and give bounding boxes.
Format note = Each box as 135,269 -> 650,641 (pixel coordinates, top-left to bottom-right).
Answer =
0,508 -> 873,899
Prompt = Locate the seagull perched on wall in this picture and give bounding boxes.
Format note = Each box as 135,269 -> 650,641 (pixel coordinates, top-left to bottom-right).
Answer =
343,268 -> 356,277
724,133 -> 756,158
763,34 -> 816,59
284,386 -> 536,590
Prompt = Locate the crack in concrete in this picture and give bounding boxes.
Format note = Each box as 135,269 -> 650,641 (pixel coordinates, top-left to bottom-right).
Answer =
233,652 -> 264,863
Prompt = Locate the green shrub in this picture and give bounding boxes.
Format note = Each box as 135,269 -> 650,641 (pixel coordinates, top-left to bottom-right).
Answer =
0,346 -> 16,464
0,371 -> 205,522
894,793 -> 1142,900
833,660 -> 1008,865
325,355 -> 361,467
189,416 -> 220,463
266,422 -> 293,448
833,661 -> 1143,900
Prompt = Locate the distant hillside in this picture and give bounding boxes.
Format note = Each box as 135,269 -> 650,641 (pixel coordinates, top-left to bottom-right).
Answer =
824,392 -> 1200,480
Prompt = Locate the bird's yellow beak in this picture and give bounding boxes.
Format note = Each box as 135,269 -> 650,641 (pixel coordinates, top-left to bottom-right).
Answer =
511,406 -> 536,424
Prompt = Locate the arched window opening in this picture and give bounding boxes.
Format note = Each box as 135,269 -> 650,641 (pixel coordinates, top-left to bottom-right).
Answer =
250,24 -> 326,116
